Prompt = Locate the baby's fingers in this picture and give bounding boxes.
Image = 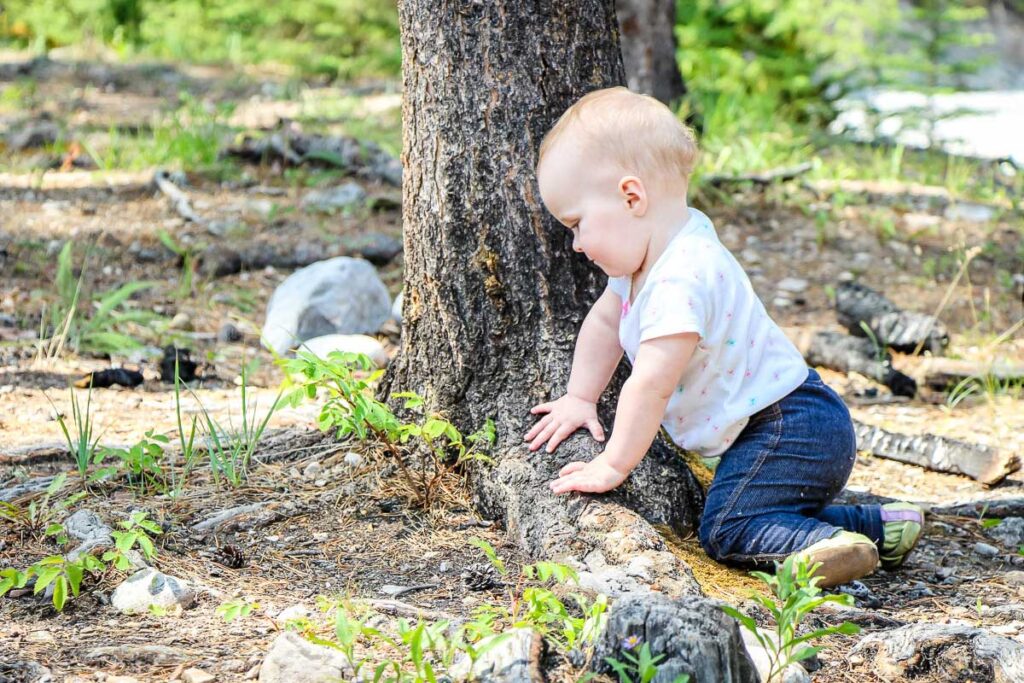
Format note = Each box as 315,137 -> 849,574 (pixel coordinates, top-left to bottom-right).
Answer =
545,423 -> 578,453
529,402 -> 553,415
523,414 -> 551,443
528,421 -> 559,452
586,418 -> 605,442
558,461 -> 586,477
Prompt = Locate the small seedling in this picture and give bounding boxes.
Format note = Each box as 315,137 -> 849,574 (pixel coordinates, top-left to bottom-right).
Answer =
102,511 -> 162,570
720,555 -> 860,682
52,384 -> 103,480
217,597 -> 260,623
605,639 -> 690,683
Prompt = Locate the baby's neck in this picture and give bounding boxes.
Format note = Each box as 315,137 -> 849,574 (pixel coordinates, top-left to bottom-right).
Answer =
631,197 -> 691,295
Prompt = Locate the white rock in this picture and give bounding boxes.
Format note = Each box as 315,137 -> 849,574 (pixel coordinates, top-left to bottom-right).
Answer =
258,631 -> 352,683
296,334 -> 388,368
945,202 -> 996,223
262,257 -> 391,355
302,461 -> 322,480
777,277 -> 809,293
301,182 -> 366,212
110,568 -> 194,615
343,451 -> 363,467
181,668 -> 216,683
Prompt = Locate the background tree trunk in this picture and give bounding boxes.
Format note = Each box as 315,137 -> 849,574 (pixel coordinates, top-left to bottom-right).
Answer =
389,0 -> 705,597
617,0 -> 688,105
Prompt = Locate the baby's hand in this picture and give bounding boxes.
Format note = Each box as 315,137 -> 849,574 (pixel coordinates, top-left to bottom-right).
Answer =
549,457 -> 627,494
524,394 -> 605,453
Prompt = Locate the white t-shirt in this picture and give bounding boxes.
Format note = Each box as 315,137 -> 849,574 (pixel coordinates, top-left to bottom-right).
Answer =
607,208 -> 808,456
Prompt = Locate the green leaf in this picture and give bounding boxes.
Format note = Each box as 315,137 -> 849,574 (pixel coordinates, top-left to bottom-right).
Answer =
52,575 -> 67,611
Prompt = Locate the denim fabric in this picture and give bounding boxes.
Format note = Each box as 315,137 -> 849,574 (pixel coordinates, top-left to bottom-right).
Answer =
698,368 -> 884,565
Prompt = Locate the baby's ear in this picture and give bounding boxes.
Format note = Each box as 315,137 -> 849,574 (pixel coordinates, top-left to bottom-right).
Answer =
619,175 -> 647,215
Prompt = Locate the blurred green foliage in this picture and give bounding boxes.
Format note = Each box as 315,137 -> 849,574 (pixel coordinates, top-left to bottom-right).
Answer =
0,0 -> 401,79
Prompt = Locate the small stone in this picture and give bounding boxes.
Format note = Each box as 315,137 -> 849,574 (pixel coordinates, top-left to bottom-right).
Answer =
991,624 -> 1020,635
181,667 -> 216,683
217,322 -> 243,343
741,248 -> 760,264
169,312 -> 193,331
302,183 -> 366,212
258,631 -> 351,682
777,277 -> 808,293
945,202 -> 996,223
296,334 -> 388,369
106,677 -> 141,683
987,517 -> 1024,550
973,542 -> 1000,558
314,479 -> 327,487
772,296 -> 793,308
26,630 -> 55,643
302,461 -> 322,479
343,451 -> 363,467
848,654 -> 864,666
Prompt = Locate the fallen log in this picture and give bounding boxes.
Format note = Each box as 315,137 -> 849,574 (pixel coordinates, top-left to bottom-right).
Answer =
851,623 -> 1024,682
854,420 -> 1020,485
835,282 -> 949,355
931,497 -> 1024,519
153,169 -> 204,226
704,162 -> 813,187
785,327 -> 917,397
919,357 -> 1024,393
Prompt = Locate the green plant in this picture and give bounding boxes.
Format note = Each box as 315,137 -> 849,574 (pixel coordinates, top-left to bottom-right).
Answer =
0,554 -> 106,612
170,355 -> 201,498
720,555 -> 860,682
157,230 -> 197,299
605,639 -> 690,683
101,431 -> 171,494
102,511 -> 161,570
42,242 -> 160,357
217,597 -> 261,623
194,362 -> 280,487
52,384 -> 103,480
946,373 -> 1024,409
281,351 -> 495,509
0,473 -> 84,540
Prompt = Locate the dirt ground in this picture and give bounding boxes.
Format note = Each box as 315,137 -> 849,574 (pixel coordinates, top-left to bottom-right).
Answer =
2,54 -> 1024,682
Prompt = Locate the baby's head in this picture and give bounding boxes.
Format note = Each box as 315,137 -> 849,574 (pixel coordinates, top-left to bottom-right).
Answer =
536,87 -> 698,276
538,87 -> 697,194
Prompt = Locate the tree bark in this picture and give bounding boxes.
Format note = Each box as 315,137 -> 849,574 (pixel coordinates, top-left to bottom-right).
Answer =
616,0 -> 688,105
390,0 -> 706,597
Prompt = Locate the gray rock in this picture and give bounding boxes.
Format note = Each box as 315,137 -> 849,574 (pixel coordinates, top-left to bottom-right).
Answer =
0,660 -> 52,683
341,232 -> 403,266
261,257 -> 391,355
0,475 -> 58,503
372,157 -> 403,187
258,631 -> 352,683
64,509 -> 114,561
974,542 -> 1001,558
110,568 -> 194,614
302,461 -> 322,480
217,322 -> 244,343
987,517 -> 1024,550
302,182 -> 366,212
343,451 -> 363,468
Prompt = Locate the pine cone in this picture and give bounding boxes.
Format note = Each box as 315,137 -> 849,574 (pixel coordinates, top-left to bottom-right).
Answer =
212,544 -> 247,569
461,562 -> 501,591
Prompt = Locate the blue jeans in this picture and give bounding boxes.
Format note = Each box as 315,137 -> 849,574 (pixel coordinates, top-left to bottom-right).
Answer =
698,368 -> 884,565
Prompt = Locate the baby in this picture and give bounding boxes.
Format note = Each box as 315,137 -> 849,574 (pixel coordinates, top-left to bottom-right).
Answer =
524,87 -> 923,587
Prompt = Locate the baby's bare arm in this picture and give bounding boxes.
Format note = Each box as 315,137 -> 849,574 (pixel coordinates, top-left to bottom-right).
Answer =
548,332 -> 698,494
524,288 -> 623,452
566,287 -> 624,401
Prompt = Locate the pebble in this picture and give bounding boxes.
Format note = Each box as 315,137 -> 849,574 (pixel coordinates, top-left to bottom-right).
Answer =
974,542 -> 1000,558
777,277 -> 809,293
991,624 -> 1020,636
217,322 -> 243,343
169,312 -> 193,331
181,668 -> 216,683
302,461 -> 322,479
343,451 -> 364,467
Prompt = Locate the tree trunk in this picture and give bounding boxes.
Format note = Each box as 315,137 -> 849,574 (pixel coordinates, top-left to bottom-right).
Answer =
617,0 -> 688,105
390,0 -> 707,596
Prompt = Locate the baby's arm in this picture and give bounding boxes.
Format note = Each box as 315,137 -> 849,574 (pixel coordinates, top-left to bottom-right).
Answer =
524,287 -> 624,452
549,332 -> 698,494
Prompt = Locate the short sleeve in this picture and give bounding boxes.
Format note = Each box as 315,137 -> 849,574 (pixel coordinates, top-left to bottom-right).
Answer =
606,276 -> 629,300
636,272 -> 707,342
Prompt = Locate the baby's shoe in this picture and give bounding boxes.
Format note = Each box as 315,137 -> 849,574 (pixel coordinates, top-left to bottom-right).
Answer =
790,531 -> 878,588
879,502 -> 925,568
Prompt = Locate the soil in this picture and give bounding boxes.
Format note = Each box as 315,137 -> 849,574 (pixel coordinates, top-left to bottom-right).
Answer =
2,54 -> 1023,682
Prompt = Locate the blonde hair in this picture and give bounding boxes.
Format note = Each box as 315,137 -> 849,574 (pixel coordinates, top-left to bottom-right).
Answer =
538,87 -> 698,188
